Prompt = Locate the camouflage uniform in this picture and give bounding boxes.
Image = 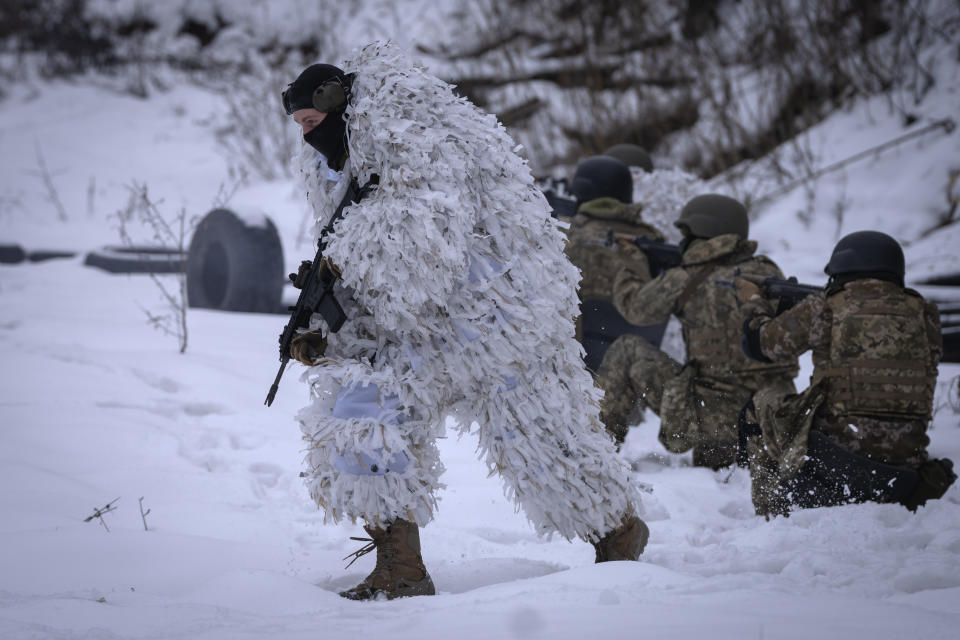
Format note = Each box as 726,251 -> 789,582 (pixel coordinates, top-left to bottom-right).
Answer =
743,278 -> 943,513
561,197 -> 665,373
598,233 -> 798,467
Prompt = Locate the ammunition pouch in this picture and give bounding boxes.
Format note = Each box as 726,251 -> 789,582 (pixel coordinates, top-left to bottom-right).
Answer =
659,365 -> 742,456
658,365 -> 698,453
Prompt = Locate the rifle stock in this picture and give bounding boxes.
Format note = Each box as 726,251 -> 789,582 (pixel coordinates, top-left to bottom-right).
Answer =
717,272 -> 822,314
631,237 -> 682,277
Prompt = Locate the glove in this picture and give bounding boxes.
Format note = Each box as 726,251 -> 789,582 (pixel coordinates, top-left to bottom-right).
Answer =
318,257 -> 341,282
733,276 -> 762,305
290,330 -> 327,366
734,275 -> 777,322
289,258 -> 342,290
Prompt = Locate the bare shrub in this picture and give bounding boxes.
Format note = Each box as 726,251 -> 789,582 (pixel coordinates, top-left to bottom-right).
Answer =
425,0 -> 687,172
943,167 -> 959,227
432,0 -> 960,177
211,58 -> 299,182
30,142 -> 69,221
115,183 -> 193,354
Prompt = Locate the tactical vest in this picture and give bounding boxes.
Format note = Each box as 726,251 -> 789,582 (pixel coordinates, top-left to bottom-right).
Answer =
564,213 -> 660,301
814,284 -> 935,419
683,257 -> 796,384
564,202 -> 666,371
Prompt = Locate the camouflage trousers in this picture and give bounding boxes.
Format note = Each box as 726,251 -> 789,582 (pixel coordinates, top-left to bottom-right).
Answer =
596,334 -> 793,469
746,384 -> 932,516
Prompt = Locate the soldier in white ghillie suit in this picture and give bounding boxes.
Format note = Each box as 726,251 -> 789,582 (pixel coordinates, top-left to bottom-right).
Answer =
280,42 -> 647,600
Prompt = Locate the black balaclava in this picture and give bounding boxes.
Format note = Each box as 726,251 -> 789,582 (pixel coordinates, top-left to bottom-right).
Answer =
303,110 -> 348,169
282,64 -> 352,169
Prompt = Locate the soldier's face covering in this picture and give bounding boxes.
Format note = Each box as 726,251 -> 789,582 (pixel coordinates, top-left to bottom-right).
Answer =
302,111 -> 348,169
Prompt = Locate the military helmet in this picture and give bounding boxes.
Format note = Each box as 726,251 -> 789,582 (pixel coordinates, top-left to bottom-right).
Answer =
824,230 -> 905,281
675,194 -> 749,239
602,144 -> 654,173
569,155 -> 633,204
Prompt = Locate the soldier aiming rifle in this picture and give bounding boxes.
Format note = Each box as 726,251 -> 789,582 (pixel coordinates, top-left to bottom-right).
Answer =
736,230 -> 955,516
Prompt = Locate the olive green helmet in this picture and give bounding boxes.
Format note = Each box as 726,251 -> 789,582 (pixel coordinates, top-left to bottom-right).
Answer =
675,194 -> 749,239
602,144 -> 654,173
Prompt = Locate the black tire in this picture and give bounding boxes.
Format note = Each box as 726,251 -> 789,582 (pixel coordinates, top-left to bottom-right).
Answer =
0,244 -> 26,264
920,272 -> 960,286
28,250 -> 77,262
186,208 -> 284,313
943,327 -> 960,363
941,302 -> 960,363
84,246 -> 184,274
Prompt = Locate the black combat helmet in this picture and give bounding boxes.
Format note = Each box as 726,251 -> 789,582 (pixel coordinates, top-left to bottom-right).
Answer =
824,230 -> 905,284
675,194 -> 749,239
569,155 -> 633,204
602,144 -> 654,173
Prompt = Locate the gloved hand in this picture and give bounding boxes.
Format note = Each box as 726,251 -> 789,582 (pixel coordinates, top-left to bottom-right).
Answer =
290,258 -> 342,290
733,276 -> 762,305
734,275 -> 776,321
290,330 -> 327,366
318,257 -> 341,282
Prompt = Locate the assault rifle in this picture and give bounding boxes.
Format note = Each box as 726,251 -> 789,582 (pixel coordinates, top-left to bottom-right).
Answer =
630,236 -> 682,278
264,177 -> 375,407
717,270 -> 822,314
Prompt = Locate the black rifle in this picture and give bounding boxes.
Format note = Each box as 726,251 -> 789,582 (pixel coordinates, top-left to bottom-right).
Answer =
264,177 -> 376,406
630,236 -> 682,278
717,271 -> 822,314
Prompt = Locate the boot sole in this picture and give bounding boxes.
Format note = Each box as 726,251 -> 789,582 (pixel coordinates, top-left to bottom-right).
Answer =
338,575 -> 436,601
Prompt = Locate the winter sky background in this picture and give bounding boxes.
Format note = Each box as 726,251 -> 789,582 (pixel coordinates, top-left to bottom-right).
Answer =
1,1 -> 959,638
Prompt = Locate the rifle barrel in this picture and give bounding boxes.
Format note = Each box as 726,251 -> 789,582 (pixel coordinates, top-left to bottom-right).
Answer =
264,358 -> 288,406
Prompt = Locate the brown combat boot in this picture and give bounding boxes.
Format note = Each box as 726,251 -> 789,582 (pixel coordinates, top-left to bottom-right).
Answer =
339,518 -> 436,600
593,514 -> 650,562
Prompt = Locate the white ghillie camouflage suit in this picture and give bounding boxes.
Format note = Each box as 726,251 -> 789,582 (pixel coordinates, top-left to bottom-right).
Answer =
295,42 -> 641,541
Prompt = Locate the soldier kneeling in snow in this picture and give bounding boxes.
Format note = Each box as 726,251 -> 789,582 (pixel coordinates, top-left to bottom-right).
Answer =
596,195 -> 799,468
281,42 -> 647,601
736,231 -> 956,516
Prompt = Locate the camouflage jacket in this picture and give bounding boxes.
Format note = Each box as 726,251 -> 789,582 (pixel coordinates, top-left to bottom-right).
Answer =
562,197 -> 663,301
748,279 -> 942,466
613,233 -> 798,386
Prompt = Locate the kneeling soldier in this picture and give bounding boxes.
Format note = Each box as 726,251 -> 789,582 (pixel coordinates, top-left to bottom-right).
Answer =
598,194 -> 799,467
736,230 -> 956,516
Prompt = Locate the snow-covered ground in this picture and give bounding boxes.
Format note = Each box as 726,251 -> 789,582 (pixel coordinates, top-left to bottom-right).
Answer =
1,257 -> 958,639
2,38 -> 960,640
